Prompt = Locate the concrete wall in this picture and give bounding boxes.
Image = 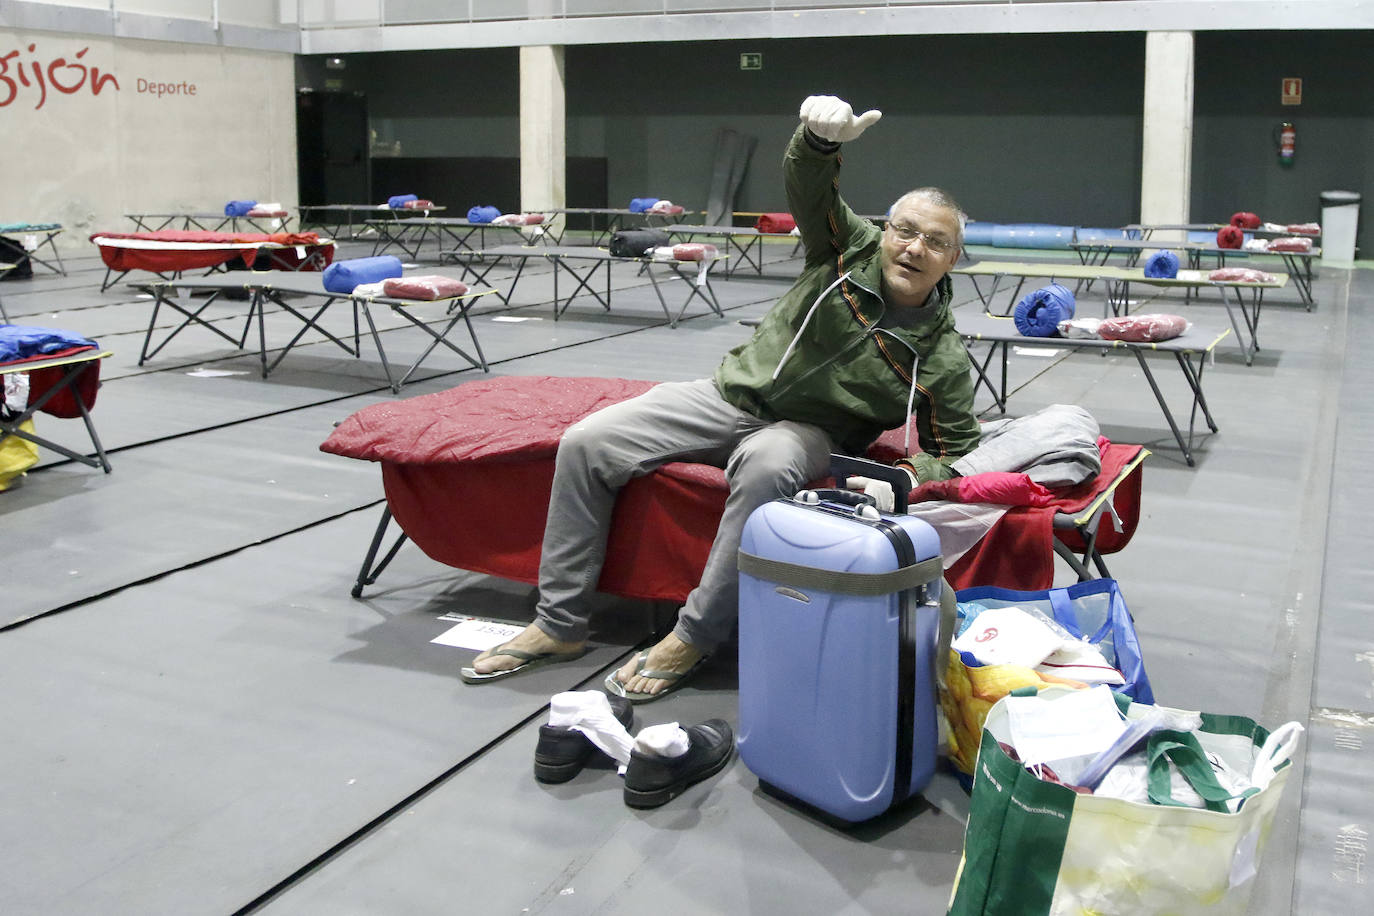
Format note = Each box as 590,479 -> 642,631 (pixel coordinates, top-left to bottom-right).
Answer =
1,27 -> 298,251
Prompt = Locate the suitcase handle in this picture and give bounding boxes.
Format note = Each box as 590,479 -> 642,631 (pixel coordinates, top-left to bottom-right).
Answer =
795,488 -> 882,519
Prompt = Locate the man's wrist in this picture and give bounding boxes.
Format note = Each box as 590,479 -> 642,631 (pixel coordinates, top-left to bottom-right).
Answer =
802,126 -> 841,154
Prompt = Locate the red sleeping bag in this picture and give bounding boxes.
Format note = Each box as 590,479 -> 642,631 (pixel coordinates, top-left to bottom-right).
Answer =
1098,314 -> 1188,343
381,276 -> 470,300
1216,226 -> 1244,249
755,213 -> 796,234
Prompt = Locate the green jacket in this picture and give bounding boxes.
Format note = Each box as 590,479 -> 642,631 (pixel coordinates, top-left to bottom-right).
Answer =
713,126 -> 980,480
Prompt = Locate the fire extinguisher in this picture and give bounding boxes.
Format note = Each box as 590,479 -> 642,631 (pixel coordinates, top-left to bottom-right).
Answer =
1275,121 -> 1296,168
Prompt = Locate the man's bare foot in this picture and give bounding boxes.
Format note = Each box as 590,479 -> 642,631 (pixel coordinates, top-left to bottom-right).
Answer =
470,624 -> 584,675
612,632 -> 704,698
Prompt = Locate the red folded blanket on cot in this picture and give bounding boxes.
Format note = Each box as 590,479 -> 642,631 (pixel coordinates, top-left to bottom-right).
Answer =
381,276 -> 469,300
755,213 -> 796,234
319,376 -> 1143,597
1286,223 -> 1321,235
1267,236 -> 1313,252
245,208 -> 288,218
1097,314 -> 1188,342
671,243 -> 718,262
1209,267 -> 1275,283
401,199 -> 435,210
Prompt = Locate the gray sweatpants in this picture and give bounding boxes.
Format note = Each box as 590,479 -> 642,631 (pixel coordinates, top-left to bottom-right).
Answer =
533,378 -> 833,652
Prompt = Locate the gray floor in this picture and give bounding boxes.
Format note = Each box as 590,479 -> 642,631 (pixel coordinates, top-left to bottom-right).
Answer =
2,236 -> 1371,914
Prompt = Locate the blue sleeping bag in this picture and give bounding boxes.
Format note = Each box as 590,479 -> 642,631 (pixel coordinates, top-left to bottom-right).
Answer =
321,256 -> 404,294
1143,250 -> 1180,279
0,325 -> 99,362
628,198 -> 660,213
224,200 -> 257,217
387,194 -> 419,208
1013,284 -> 1076,337
467,205 -> 501,224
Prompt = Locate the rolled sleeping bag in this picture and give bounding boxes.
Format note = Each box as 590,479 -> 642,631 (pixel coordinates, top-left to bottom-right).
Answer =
224,200 -> 257,217
609,228 -> 671,258
1143,249 -> 1180,279
387,194 -> 419,208
628,198 -> 661,213
961,221 -> 996,247
1230,211 -> 1262,229
1013,283 -> 1076,337
1075,227 -> 1128,243
1216,226 -> 1245,249
467,205 -> 501,224
322,255 -> 404,293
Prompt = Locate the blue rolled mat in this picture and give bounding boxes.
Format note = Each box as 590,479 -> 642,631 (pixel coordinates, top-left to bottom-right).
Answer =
628,198 -> 660,213
387,194 -> 418,208
992,223 -> 1075,250
1075,227 -> 1128,243
224,200 -> 257,217
962,222 -> 996,247
1143,250 -> 1180,279
1013,283 -> 1076,337
321,256 -> 404,294
467,205 -> 501,224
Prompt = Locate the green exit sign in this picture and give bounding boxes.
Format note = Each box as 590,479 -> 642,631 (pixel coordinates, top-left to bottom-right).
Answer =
739,52 -> 762,71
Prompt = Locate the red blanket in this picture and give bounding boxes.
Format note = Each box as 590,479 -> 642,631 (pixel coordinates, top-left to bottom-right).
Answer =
321,377 -> 1143,598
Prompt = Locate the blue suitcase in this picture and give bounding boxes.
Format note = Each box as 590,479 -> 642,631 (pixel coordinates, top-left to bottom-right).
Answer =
736,488 -> 947,823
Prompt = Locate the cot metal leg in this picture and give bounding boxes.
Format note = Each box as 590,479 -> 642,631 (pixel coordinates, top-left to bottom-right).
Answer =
962,339 -> 1009,413
1178,351 -> 1218,434
551,258 -> 611,319
352,506 -> 410,598
1135,350 -> 1191,464
1220,287 -> 1259,365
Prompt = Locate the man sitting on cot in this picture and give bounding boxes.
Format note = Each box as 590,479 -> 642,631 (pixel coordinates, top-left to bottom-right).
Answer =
462,94 -> 981,700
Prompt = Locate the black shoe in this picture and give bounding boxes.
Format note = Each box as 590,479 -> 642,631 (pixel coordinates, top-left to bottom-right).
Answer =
622,719 -> 735,809
533,695 -> 635,784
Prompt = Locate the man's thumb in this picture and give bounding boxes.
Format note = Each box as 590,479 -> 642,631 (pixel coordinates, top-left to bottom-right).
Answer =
853,109 -> 883,131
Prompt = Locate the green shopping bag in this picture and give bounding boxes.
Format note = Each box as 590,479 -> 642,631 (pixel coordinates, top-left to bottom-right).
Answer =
948,687 -> 1300,915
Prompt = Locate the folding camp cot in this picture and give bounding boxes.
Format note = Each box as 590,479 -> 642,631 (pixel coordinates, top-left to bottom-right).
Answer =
958,311 -> 1229,467
296,204 -> 447,241
91,231 -> 336,292
0,346 -> 112,474
952,259 -> 1286,366
0,222 -> 66,276
442,244 -> 725,327
366,216 -> 545,261
135,272 -> 495,392
318,376 -> 1147,602
1070,235 -> 1319,310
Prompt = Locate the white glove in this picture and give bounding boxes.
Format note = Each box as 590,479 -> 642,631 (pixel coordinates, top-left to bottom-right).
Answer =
799,95 -> 883,144
845,476 -> 895,513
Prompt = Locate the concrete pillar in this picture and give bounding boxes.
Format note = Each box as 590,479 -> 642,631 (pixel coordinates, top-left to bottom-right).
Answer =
1140,31 -> 1194,240
520,45 -> 565,234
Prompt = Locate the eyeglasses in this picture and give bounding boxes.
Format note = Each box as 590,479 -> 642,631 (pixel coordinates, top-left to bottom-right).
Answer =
887,222 -> 957,253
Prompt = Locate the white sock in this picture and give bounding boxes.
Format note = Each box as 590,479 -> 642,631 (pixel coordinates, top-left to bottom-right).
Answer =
633,722 -> 691,758
548,691 -> 635,767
